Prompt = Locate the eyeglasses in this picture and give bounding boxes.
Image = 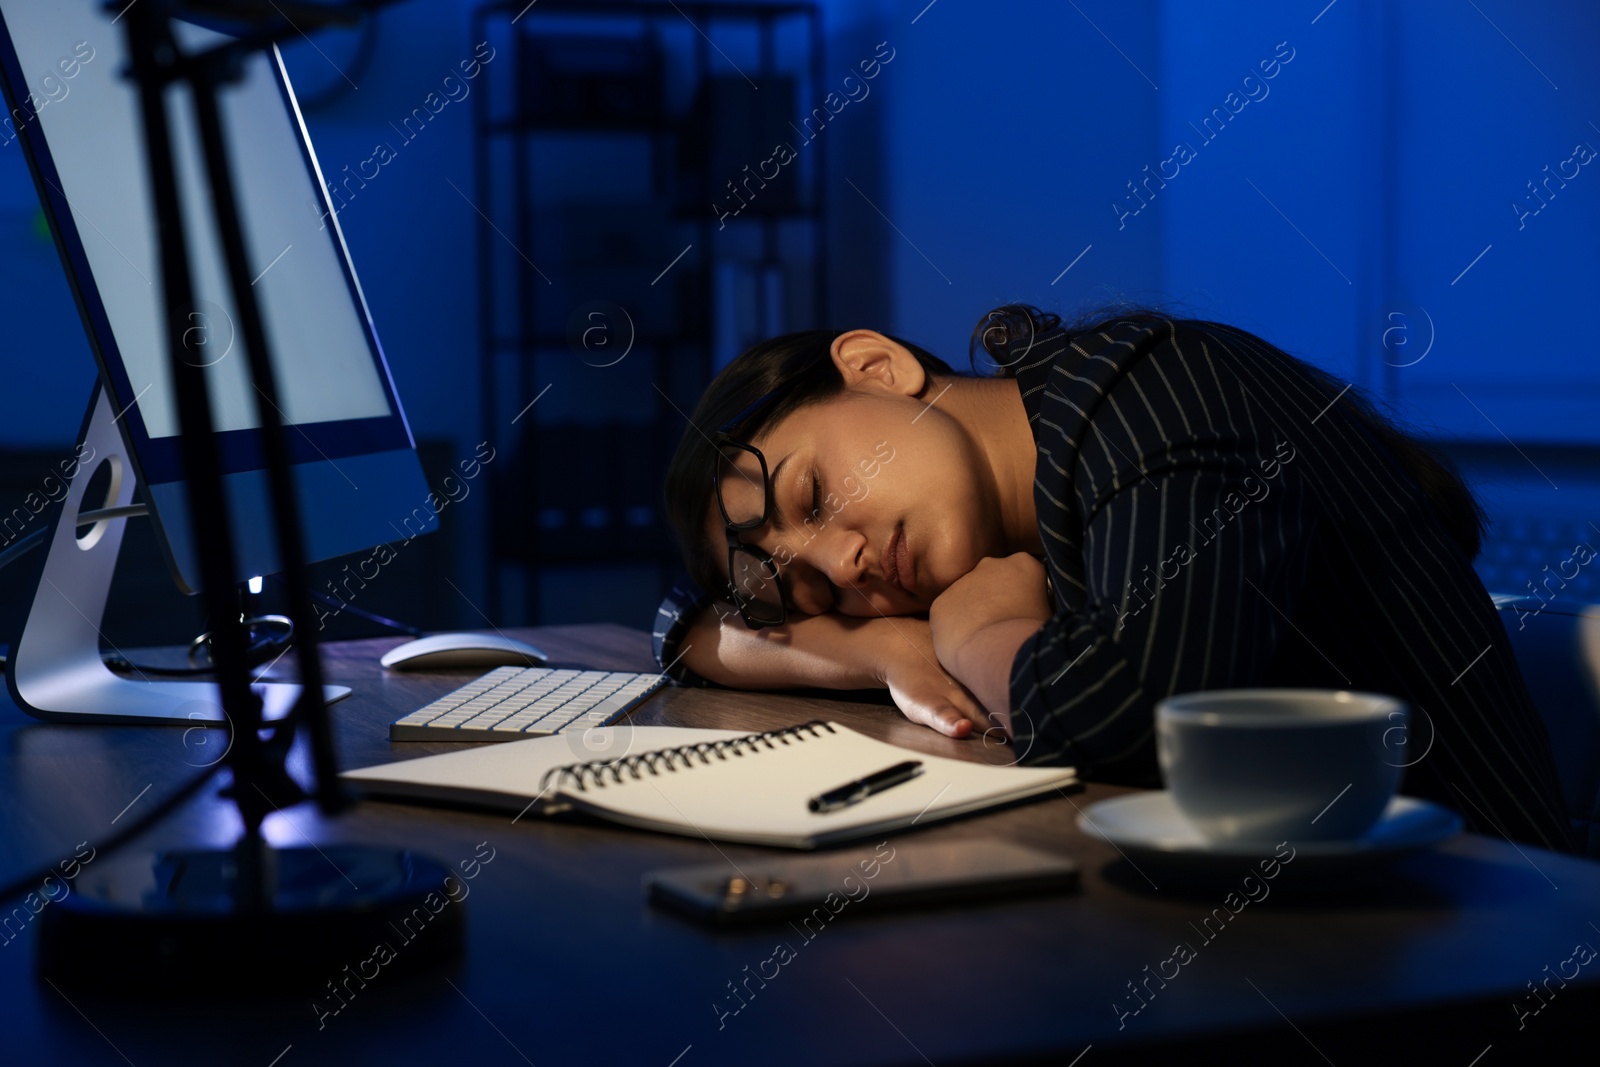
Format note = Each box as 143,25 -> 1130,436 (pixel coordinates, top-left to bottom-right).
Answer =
713,435 -> 788,629
712,390 -> 789,629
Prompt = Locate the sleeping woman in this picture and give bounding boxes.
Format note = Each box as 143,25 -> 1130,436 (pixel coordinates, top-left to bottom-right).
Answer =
652,305 -> 1574,853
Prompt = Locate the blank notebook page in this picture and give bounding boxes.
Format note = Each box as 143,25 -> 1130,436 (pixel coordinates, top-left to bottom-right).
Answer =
568,722 -> 1076,846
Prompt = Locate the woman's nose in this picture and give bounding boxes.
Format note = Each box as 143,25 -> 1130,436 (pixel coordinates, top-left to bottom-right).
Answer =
820,528 -> 869,588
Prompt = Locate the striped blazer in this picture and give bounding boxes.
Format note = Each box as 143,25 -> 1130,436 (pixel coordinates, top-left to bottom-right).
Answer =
1009,318 -> 1572,853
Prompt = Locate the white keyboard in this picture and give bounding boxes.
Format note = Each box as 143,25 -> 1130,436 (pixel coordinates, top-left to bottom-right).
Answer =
389,666 -> 665,742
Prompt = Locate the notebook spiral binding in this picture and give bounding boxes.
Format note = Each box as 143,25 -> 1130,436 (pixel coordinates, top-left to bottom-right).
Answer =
538,720 -> 836,794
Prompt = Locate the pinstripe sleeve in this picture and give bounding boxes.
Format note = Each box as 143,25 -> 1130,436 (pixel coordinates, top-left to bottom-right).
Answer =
1009,332 -> 1320,781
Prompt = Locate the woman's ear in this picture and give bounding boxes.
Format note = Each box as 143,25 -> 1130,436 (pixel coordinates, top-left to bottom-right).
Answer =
830,330 -> 928,398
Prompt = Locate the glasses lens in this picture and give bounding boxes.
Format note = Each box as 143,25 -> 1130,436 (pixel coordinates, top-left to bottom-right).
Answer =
729,547 -> 785,625
716,443 -> 768,530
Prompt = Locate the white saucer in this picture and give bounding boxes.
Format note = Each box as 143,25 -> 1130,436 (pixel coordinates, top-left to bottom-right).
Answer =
1076,793 -> 1462,882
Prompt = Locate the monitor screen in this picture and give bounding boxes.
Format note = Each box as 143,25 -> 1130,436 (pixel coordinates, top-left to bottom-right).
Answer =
0,3 -> 436,590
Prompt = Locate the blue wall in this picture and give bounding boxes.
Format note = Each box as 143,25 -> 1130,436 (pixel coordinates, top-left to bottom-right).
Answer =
876,0 -> 1164,356
873,0 -> 1600,443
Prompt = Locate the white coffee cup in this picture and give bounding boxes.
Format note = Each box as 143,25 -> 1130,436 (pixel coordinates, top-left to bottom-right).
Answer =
1155,689 -> 1407,844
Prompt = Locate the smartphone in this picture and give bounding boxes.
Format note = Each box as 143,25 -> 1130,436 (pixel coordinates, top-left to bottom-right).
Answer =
646,839 -> 1079,927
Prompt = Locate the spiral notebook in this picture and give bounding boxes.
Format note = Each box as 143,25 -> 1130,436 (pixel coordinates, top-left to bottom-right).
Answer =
343,721 -> 1080,848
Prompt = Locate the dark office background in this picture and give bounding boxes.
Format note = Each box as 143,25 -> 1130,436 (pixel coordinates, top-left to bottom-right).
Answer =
0,0 -> 1597,651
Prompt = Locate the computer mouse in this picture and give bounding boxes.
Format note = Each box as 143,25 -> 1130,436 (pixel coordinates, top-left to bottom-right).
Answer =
380,632 -> 549,670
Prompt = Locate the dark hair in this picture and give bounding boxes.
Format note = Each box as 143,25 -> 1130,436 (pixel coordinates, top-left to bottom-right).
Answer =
664,305 -> 1485,600
1346,394 -> 1488,558
1257,331 -> 1489,559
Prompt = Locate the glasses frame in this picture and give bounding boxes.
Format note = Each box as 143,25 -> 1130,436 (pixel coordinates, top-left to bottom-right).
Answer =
712,433 -> 788,629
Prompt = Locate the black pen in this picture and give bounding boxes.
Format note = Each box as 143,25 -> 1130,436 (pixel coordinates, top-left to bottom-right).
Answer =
807,760 -> 925,813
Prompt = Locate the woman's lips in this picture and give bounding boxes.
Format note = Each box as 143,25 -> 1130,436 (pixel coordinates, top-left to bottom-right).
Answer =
882,522 -> 915,595
897,527 -> 916,594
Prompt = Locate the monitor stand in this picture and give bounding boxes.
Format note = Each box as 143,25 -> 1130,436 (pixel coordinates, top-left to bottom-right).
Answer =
6,385 -> 350,724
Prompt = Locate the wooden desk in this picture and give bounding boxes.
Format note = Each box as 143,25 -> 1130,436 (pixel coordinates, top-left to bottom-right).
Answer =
1,625 -> 1595,1065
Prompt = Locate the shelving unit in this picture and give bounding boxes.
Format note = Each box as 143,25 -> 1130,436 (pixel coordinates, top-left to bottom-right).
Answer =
471,0 -> 825,624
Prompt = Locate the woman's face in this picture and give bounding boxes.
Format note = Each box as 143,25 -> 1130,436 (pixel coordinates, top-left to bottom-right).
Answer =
707,336 -> 1010,618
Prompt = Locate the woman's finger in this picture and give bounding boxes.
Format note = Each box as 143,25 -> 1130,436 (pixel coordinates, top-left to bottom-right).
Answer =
958,699 -> 992,730
900,695 -> 971,738
939,682 -> 991,729
935,704 -> 975,737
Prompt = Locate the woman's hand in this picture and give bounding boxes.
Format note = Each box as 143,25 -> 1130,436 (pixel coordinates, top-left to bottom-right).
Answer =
874,617 -> 992,739
928,553 -> 1054,727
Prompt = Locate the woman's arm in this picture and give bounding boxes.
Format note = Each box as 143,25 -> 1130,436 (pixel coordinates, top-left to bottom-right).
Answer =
926,553 -> 1054,730
679,602 -> 992,738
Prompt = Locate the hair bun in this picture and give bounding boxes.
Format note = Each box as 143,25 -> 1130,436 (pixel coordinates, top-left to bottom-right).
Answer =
970,303 -> 1062,376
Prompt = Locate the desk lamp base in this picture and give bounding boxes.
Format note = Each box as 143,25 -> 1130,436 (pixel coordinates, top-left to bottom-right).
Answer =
36,845 -> 463,995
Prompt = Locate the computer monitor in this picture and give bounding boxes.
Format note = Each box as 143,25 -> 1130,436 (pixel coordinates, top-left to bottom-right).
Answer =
0,4 -> 437,723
